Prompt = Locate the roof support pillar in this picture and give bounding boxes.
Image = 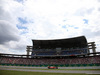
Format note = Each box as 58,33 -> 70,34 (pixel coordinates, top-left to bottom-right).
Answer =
88,42 -> 96,56
26,46 -> 32,58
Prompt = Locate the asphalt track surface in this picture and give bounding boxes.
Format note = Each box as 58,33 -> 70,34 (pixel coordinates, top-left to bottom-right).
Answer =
0,66 -> 100,74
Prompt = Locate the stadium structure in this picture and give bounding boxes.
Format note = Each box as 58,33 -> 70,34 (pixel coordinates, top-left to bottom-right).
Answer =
0,36 -> 100,67
32,36 -> 88,57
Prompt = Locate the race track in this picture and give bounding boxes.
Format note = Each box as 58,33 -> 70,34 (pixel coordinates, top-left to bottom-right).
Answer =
0,66 -> 100,74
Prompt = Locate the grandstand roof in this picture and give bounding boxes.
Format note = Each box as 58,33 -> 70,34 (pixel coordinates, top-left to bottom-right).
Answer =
32,36 -> 88,49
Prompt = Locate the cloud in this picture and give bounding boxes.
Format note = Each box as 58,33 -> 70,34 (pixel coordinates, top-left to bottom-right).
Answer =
98,0 -> 100,2
0,0 -> 100,54
15,0 -> 24,3
0,20 -> 20,44
0,6 -> 12,22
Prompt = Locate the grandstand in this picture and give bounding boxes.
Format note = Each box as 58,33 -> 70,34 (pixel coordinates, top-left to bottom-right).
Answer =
32,36 -> 88,57
0,36 -> 100,67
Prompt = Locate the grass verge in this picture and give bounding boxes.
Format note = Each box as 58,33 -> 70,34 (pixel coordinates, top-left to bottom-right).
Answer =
0,70 -> 99,75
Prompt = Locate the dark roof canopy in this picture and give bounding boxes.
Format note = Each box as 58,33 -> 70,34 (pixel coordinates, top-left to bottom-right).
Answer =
32,36 -> 88,49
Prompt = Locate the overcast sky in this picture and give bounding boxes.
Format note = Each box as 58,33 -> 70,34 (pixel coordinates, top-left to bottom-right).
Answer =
0,0 -> 100,54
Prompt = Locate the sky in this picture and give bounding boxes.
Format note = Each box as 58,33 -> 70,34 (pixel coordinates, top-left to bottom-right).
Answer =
0,0 -> 100,55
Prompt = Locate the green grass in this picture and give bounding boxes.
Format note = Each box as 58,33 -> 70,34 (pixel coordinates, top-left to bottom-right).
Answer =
0,70 -> 99,75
